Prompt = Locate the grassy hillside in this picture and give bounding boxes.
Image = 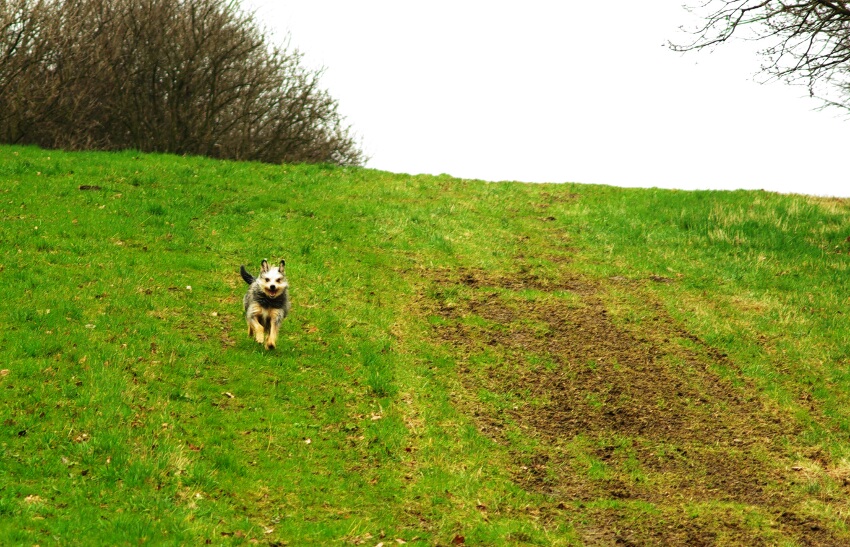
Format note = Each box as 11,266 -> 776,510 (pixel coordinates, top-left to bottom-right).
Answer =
2,144 -> 850,545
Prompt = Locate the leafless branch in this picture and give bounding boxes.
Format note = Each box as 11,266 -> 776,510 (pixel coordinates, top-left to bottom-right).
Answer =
673,0 -> 850,111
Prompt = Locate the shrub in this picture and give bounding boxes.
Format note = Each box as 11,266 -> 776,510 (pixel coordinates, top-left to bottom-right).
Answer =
0,0 -> 363,165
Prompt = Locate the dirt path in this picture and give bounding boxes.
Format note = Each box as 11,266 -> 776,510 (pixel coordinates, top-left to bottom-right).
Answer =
421,267 -> 843,545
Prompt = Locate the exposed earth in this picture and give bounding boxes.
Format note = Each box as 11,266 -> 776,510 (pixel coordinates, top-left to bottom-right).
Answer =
422,267 -> 843,545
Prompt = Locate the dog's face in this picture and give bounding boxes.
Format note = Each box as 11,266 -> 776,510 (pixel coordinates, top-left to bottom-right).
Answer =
258,259 -> 288,298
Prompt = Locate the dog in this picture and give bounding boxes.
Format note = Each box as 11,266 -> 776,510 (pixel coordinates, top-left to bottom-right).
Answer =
240,259 -> 290,349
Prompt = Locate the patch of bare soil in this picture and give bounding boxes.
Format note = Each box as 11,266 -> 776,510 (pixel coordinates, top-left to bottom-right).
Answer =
421,267 -> 845,546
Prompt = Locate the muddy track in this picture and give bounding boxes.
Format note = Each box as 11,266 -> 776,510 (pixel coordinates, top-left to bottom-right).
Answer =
421,267 -> 842,545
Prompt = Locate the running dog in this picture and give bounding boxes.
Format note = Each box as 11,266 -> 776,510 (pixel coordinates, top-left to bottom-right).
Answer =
240,259 -> 290,349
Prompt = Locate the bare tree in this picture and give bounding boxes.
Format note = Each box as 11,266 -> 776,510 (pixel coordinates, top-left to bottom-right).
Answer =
0,0 -> 364,165
673,1 -> 850,111
0,0 -> 56,143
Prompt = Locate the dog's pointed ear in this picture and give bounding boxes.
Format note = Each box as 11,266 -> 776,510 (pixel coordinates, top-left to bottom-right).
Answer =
279,259 -> 286,271
261,259 -> 270,273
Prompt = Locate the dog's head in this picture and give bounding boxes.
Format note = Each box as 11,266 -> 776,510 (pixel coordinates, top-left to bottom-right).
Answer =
257,259 -> 288,298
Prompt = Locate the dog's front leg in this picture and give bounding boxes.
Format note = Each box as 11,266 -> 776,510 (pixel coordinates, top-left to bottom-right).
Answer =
246,305 -> 266,345
249,317 -> 265,344
265,309 -> 282,350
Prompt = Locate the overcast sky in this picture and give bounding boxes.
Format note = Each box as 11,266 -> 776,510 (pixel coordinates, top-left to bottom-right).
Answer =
245,1 -> 849,198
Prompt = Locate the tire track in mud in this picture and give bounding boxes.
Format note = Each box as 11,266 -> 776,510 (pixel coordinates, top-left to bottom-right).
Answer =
421,267 -> 844,546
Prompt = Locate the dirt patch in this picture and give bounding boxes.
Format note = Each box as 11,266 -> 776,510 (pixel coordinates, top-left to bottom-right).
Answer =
421,267 -> 844,545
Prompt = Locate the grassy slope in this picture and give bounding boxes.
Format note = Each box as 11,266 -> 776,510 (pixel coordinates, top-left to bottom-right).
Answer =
1,145 -> 850,545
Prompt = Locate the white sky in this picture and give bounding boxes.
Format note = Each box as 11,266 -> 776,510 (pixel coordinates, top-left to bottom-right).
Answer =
244,1 -> 849,198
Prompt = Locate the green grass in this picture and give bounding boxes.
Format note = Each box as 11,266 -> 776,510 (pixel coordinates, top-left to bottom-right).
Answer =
2,144 -> 850,545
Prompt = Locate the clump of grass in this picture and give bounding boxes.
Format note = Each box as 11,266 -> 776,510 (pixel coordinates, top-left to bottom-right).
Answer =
361,339 -> 397,398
